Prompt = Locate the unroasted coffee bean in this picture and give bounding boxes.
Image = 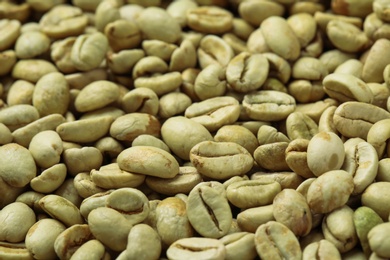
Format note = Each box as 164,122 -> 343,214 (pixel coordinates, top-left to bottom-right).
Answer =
254,221 -> 302,260
186,182 -> 232,238
190,141 -> 253,180
273,189 -> 312,237
307,170 -> 354,214
167,237 -> 226,260
117,146 -> 179,179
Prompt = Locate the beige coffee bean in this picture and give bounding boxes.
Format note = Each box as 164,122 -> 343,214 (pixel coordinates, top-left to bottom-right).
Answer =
288,80 -> 325,103
303,239 -> 342,260
231,18 -> 254,41
104,19 -> 141,52
30,164 -> 67,193
117,146 -> 179,178
187,6 -> 233,34
7,80 -> 34,106
88,207 -> 133,252
318,106 -> 338,134
106,188 -> 150,225
377,158 -> 390,181
39,4 -> 88,39
0,178 -> 25,209
219,232 -> 257,260
238,0 -> 284,27
287,13 -> 317,48
332,0 -> 373,18
0,19 -> 20,51
246,28 -> 271,54
243,90 -> 296,121
374,0 -> 390,22
323,73 -> 373,103
121,87 -> 158,115
91,163 -> 145,190
12,59 -> 59,83
292,57 -> 328,81
342,141 -> 378,194
190,141 -> 253,180
158,92 -> 191,119
362,39 -> 390,83
251,171 -> 304,190
261,16 -> 300,61
273,189 -> 312,237
0,50 -> 17,76
253,142 -> 290,171
0,241 -> 34,260
285,139 -> 315,179
0,143 -> 36,188
322,205 -> 358,253
54,178 -> 83,208
16,191 -> 45,213
327,20 -> 370,53
215,125 -> 258,155
79,191 -> 110,219
107,49 -> 144,75
74,80 -> 119,113
368,82 -> 389,109
26,220 -> 67,259
187,182 -> 232,238
94,136 -> 124,159
319,49 -> 356,73
307,132 -> 345,176
198,35 -> 234,69
28,130 -> 63,169
170,39 -> 197,72
57,116 -> 114,143
307,170 -> 354,214
185,96 -> 240,132
12,114 -> 66,147
222,33 -> 248,54
132,56 -> 168,78
71,32 -> 108,71
362,182 -> 390,220
368,222 -> 390,258
70,239 -> 107,260
194,63 -> 227,100
333,101 -> 390,139
155,197 -> 193,246
255,221 -> 302,260
0,123 -> 12,145
334,59 -> 363,78
161,116 -> 213,160
226,52 -> 269,93
237,205 -> 274,233
53,224 -> 93,260
364,12 -> 390,41
286,112 -> 319,140
314,11 -> 363,32
166,0 -> 198,28
39,194 -> 84,227
367,119 -> 390,158
94,0 -> 121,32
63,147 -> 103,176
132,134 -> 169,153
65,68 -> 108,90
226,180 -> 281,209
116,224 -> 161,260
142,39 -> 177,62
167,237 -> 226,260
145,166 -> 202,195
257,125 -> 289,145
134,71 -> 182,96
136,7 -> 181,43
51,36 -> 77,73
33,72 -> 70,117
15,31 -> 50,59
0,104 -> 39,132
0,202 -> 36,243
